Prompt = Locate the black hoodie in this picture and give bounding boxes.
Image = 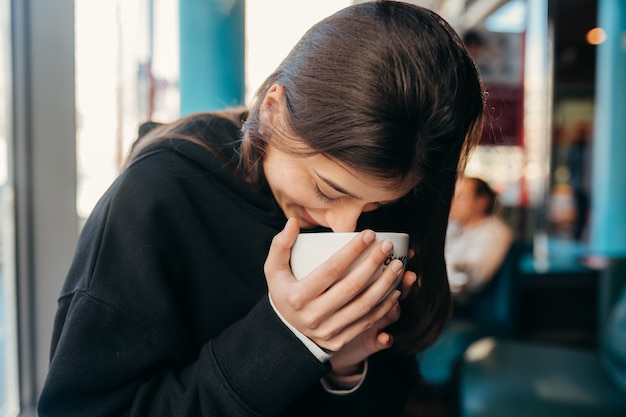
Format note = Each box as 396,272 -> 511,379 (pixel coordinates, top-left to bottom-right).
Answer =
38,115 -> 413,417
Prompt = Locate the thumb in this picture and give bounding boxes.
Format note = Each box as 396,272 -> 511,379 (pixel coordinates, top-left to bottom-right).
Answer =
264,218 -> 300,282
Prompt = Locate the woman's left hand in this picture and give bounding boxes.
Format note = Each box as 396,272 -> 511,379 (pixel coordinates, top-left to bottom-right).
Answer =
265,218 -> 417,375
327,267 -> 416,376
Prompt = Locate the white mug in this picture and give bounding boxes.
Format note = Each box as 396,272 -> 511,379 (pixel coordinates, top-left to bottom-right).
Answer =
290,232 -> 410,299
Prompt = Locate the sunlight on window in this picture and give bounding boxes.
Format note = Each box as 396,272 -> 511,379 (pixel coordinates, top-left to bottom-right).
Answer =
75,0 -> 178,220
245,0 -> 352,102
75,0 -> 351,222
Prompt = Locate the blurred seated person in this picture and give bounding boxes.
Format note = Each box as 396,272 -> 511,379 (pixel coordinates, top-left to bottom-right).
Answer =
445,176 -> 513,305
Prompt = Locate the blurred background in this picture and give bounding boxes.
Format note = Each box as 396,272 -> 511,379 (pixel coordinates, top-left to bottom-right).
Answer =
1,0 -> 625,416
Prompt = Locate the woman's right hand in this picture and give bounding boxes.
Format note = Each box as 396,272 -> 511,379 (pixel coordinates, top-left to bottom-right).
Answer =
264,218 -> 406,361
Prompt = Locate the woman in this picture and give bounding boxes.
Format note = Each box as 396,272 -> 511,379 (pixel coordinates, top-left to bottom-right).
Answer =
38,1 -> 484,416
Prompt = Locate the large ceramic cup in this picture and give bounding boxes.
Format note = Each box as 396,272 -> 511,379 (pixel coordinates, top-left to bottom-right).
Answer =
290,232 -> 410,300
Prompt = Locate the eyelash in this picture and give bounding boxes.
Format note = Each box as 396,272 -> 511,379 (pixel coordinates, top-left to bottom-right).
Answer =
313,185 -> 388,210
314,185 -> 340,204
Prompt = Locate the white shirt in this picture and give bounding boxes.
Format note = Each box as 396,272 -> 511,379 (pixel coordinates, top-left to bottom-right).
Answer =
445,216 -> 513,294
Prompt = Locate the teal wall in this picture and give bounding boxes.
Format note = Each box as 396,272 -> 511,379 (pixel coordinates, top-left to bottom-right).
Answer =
591,0 -> 626,256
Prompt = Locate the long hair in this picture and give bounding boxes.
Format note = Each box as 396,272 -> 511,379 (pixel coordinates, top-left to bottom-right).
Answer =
239,1 -> 485,353
130,1 -> 485,354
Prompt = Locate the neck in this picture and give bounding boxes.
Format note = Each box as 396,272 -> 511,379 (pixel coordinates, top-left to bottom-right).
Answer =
462,215 -> 487,229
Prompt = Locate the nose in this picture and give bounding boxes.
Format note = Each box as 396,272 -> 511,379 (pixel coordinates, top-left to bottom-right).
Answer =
325,204 -> 363,233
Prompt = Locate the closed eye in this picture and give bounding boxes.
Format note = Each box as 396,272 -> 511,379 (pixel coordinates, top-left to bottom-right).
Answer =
314,185 -> 341,204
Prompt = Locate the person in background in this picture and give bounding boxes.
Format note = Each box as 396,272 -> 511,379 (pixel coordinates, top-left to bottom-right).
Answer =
38,2 -> 484,416
445,176 -> 513,301
567,120 -> 592,241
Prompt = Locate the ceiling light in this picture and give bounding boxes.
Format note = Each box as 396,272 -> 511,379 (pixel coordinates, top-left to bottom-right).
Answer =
586,27 -> 607,45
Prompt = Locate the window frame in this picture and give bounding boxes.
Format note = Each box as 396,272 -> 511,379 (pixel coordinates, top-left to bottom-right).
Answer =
11,0 -> 78,414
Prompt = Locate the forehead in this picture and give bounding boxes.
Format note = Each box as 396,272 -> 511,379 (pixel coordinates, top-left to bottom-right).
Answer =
455,178 -> 476,195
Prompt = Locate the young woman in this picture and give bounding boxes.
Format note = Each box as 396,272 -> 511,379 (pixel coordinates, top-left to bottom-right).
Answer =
38,1 -> 484,416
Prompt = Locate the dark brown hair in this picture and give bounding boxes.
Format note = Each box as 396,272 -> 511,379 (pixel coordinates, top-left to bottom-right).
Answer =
239,1 -> 485,353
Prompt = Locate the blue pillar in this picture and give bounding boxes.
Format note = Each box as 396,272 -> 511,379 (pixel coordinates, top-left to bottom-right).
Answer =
179,0 -> 245,115
590,0 -> 626,256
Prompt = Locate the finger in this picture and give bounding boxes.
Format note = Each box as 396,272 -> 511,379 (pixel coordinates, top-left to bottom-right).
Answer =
295,229 -> 377,297
346,255 -> 405,307
264,218 -> 300,284
304,239 -> 398,321
338,289 -> 401,352
398,270 -> 417,300
359,285 -> 402,333
376,332 -> 394,351
323,239 -> 401,308
314,289 -> 401,351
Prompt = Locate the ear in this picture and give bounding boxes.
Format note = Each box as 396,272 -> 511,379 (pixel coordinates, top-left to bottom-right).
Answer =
260,84 -> 286,125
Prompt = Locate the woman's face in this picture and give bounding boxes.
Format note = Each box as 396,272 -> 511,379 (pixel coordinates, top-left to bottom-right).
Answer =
263,143 -> 414,232
259,83 -> 414,232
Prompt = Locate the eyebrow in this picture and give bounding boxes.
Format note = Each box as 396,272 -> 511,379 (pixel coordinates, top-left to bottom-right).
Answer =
315,171 -> 408,207
315,173 -> 363,200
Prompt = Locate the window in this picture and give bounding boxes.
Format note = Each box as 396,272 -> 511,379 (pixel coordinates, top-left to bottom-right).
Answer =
75,0 -> 180,222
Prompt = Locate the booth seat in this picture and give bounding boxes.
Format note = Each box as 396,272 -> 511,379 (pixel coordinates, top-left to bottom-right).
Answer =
416,241 -> 529,386
458,258 -> 626,417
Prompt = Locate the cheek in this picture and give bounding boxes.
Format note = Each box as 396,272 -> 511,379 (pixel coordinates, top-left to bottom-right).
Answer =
294,190 -> 322,209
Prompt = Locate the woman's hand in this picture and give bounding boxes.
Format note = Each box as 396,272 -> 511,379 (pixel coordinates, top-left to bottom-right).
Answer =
327,255 -> 417,375
265,218 -> 416,372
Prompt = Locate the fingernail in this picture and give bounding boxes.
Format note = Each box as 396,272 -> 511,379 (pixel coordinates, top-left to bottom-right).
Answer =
391,290 -> 401,302
381,240 -> 393,254
391,260 -> 404,274
363,230 -> 376,244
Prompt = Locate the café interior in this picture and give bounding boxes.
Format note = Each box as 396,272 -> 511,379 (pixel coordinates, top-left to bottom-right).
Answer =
0,0 -> 624,416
